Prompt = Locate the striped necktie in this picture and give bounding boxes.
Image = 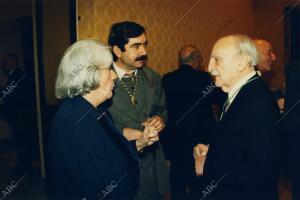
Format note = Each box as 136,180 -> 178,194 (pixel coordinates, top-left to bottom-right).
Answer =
219,100 -> 230,121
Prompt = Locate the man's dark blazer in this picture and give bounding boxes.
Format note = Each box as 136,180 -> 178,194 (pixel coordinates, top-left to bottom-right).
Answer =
284,61 -> 300,199
203,75 -> 280,199
108,66 -> 170,197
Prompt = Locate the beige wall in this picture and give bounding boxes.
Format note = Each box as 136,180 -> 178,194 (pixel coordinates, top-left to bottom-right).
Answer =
71,0 -> 295,101
3,0 -> 291,105
77,0 -> 255,75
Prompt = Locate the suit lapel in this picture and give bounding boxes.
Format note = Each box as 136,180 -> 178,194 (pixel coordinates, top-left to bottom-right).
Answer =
138,68 -> 155,116
221,75 -> 260,122
114,69 -> 154,122
114,77 -> 141,122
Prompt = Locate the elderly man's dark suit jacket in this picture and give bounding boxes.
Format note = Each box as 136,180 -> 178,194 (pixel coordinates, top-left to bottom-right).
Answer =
107,66 -> 169,199
203,75 -> 280,199
284,61 -> 300,199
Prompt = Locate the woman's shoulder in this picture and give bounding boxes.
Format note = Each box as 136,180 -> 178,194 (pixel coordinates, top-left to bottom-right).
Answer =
54,99 -> 78,123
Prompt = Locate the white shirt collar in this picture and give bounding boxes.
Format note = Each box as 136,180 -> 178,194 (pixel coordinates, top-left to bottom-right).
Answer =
113,62 -> 137,79
227,71 -> 257,104
256,70 -> 262,77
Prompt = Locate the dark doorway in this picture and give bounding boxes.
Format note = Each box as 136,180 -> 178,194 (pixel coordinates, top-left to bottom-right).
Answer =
284,5 -> 300,65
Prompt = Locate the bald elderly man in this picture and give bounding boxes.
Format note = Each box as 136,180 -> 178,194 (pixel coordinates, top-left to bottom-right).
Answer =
194,35 -> 280,199
253,39 -> 285,114
253,39 -> 276,73
162,45 -> 224,199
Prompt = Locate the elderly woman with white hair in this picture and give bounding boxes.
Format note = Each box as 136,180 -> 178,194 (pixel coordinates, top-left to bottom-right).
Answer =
48,40 -> 159,199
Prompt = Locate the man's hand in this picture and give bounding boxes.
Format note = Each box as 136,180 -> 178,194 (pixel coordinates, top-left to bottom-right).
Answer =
194,143 -> 209,176
193,143 -> 209,159
123,128 -> 143,141
195,155 -> 206,176
277,98 -> 285,114
142,115 -> 165,133
136,126 -> 159,151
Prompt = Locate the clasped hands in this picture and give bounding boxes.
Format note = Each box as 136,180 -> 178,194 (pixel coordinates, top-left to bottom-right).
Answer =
193,143 -> 209,176
123,116 -> 165,152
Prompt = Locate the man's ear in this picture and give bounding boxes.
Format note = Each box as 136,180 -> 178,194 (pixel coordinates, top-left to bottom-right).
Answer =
112,45 -> 122,59
238,55 -> 251,72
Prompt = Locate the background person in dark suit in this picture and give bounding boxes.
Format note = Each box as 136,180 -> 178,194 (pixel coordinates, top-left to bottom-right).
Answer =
48,40 -> 159,199
284,60 -> 300,200
253,39 -> 276,74
1,53 -> 37,177
253,39 -> 286,106
162,45 -> 224,199
194,34 -> 280,199
253,38 -> 285,113
254,38 -> 286,181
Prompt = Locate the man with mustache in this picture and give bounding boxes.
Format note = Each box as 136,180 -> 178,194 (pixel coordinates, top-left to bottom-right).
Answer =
107,21 -> 170,199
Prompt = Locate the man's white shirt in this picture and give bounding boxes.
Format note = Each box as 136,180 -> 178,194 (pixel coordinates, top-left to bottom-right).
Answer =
113,62 -> 137,79
227,70 -> 257,106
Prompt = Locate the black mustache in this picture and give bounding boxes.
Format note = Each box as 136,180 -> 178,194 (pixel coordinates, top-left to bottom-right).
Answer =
135,55 -> 148,61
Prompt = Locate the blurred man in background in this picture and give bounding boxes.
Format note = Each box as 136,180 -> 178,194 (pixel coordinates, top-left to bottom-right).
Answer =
1,53 -> 37,177
162,45 -> 224,199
